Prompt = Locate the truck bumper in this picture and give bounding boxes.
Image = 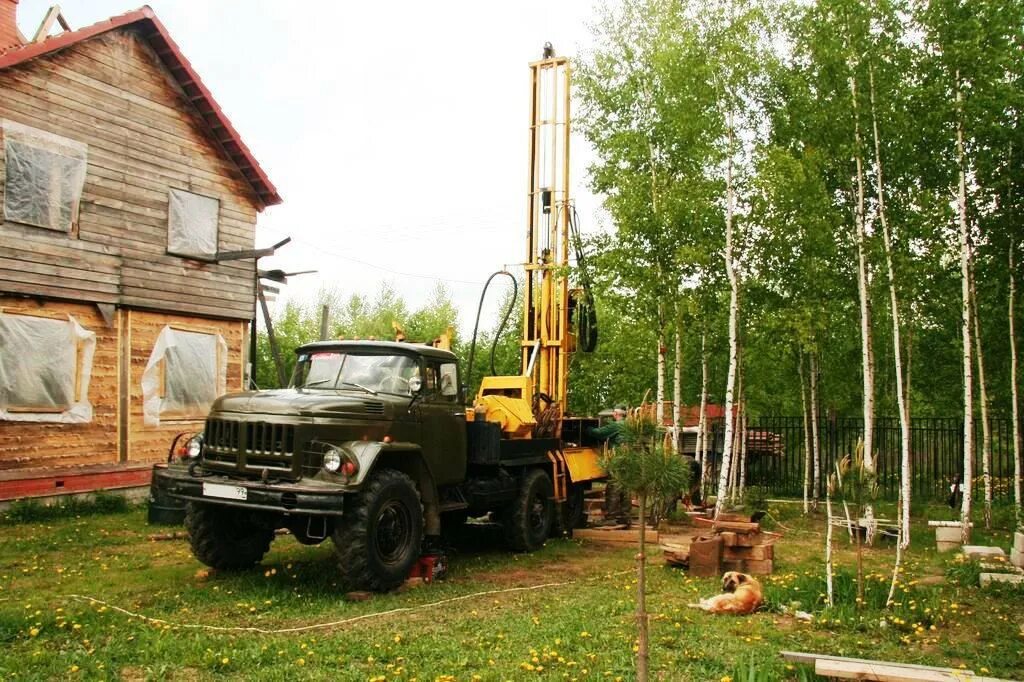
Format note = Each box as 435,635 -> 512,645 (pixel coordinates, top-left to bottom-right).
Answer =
152,464 -> 348,516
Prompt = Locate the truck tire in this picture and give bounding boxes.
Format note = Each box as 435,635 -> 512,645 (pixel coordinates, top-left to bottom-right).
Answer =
503,468 -> 553,551
332,468 -> 423,592
185,502 -> 275,570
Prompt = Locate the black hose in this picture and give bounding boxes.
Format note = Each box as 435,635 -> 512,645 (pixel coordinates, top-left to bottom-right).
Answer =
466,271 -> 518,396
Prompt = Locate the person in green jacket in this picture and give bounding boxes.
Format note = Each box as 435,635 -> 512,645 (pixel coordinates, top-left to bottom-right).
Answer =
590,405 -> 631,527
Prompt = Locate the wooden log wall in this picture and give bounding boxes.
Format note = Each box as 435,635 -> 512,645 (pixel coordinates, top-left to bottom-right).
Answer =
0,27 -> 261,320
126,309 -> 245,463
0,297 -> 118,471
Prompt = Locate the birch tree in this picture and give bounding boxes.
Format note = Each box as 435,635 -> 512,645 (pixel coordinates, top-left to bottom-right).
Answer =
1012,240 -> 1022,522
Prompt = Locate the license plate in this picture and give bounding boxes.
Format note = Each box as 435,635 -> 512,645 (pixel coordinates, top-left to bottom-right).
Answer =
202,482 -> 248,501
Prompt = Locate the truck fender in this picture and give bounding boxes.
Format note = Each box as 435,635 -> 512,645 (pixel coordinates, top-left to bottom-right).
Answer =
337,441 -> 441,536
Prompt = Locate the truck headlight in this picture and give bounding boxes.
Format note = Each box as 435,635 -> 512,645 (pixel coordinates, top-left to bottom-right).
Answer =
186,435 -> 204,459
323,447 -> 343,473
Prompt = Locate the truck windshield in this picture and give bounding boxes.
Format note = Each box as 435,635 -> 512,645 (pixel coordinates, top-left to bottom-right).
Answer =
292,352 -> 420,396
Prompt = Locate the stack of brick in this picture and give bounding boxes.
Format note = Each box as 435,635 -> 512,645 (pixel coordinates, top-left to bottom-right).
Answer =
689,514 -> 779,576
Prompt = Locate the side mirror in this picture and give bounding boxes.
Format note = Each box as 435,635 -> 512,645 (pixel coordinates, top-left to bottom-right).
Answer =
408,376 -> 423,394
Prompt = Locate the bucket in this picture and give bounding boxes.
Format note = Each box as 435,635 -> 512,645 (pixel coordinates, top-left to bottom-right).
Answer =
935,525 -> 963,553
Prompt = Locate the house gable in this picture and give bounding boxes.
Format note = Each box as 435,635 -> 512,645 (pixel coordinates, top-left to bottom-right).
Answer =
0,26 -> 262,320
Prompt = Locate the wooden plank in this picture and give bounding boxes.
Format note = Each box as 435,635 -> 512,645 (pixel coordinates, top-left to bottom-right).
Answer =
693,516 -> 761,533
781,652 -> 974,675
815,659 -> 974,681
575,528 -> 660,544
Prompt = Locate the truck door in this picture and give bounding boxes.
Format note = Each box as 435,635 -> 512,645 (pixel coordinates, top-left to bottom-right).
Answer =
418,359 -> 467,485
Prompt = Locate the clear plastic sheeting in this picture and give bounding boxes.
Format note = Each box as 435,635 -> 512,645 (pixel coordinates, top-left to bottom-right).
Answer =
142,326 -> 226,426
0,312 -> 96,423
2,120 -> 88,232
167,189 -> 219,258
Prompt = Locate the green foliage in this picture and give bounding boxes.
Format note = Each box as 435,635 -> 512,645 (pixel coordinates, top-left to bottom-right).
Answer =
945,555 -> 984,588
600,411 -> 691,500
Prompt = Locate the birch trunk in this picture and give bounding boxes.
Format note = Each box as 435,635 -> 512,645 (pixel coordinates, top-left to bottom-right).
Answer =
698,332 -> 710,496
1011,239 -> 1022,522
730,341 -> 744,504
970,266 -> 993,529
825,483 -> 835,607
886,488 -> 904,608
656,314 -> 666,432
800,355 -> 812,514
715,114 -> 739,519
810,351 -> 822,509
869,65 -> 912,548
849,69 -> 876,541
673,316 -> 682,454
956,73 -> 974,545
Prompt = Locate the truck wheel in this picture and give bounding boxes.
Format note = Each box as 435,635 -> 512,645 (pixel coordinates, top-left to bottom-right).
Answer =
332,469 -> 423,592
503,468 -> 553,551
185,502 -> 275,570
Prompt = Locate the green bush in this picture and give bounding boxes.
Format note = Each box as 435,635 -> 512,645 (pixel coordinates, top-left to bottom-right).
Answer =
2,491 -> 132,525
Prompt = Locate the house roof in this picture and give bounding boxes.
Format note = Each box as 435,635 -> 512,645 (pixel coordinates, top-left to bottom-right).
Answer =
0,6 -> 282,208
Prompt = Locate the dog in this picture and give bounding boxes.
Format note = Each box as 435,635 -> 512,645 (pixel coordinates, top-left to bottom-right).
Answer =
689,571 -> 763,615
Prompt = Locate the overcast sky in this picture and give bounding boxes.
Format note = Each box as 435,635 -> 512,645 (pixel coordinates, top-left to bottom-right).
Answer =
16,0 -> 614,333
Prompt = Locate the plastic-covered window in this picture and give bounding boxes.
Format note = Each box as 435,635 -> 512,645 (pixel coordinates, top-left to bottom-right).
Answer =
2,120 -> 88,232
141,326 -> 226,425
167,189 -> 219,258
0,312 -> 96,423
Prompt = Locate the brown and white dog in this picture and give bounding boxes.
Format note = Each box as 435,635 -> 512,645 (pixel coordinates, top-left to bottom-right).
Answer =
689,571 -> 763,615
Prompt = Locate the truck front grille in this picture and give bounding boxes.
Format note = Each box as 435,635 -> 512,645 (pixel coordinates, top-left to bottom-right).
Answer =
204,418 -> 296,476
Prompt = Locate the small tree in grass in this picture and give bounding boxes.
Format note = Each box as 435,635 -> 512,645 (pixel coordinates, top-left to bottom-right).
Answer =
601,407 -> 690,682
830,443 -> 878,607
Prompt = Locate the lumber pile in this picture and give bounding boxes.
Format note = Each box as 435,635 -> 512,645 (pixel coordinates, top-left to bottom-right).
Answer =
687,514 -> 779,576
574,527 -> 659,545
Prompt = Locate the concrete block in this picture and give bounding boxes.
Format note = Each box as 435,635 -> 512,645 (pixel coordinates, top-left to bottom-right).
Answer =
963,545 -> 1006,560
1014,532 -> 1024,554
979,572 -> 1024,587
1011,548 -> 1024,569
934,526 -> 963,552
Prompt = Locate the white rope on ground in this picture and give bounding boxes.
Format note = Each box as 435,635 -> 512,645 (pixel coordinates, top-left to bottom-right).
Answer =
67,569 -> 634,636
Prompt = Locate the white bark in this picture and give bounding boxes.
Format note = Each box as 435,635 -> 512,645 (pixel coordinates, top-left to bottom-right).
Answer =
1011,239 -> 1022,523
715,114 -> 739,519
810,351 -> 822,509
800,355 -> 812,514
956,73 -> 974,545
697,331 -> 710,494
886,487 -> 904,608
656,311 -> 666,430
673,315 -> 682,454
825,483 -> 835,607
971,266 -> 993,529
869,65 -> 912,548
849,71 -> 876,526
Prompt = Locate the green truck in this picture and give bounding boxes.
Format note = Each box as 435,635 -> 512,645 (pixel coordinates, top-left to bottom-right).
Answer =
152,340 -> 598,591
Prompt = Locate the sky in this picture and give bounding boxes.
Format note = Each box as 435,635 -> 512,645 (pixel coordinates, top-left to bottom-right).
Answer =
15,0 -> 614,334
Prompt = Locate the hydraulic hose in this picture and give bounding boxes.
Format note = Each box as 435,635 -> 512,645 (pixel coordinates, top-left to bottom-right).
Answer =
466,271 -> 518,397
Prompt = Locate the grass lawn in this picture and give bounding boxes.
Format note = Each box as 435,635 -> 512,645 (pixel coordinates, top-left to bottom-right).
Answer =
1,500 -> 1022,681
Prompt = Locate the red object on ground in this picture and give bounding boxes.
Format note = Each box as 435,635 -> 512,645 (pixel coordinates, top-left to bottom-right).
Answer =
408,554 -> 448,582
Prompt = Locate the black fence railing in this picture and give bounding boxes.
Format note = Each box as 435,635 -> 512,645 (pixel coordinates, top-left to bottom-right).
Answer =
698,416 -> 1020,503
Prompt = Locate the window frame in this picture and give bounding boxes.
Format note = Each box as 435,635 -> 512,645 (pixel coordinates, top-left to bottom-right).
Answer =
158,325 -> 223,421
0,310 -> 95,422
166,188 -> 221,262
1,120 -> 88,235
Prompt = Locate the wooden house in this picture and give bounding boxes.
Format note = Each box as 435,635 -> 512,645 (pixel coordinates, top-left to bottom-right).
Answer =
0,2 -> 281,501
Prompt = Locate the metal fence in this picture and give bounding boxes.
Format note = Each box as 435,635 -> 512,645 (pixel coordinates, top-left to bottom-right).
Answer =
700,416 -> 1020,502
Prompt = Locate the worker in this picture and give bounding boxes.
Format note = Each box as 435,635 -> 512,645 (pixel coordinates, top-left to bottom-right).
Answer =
589,404 -> 631,528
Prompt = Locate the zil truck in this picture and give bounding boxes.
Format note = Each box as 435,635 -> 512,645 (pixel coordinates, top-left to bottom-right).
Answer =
151,46 -> 607,591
